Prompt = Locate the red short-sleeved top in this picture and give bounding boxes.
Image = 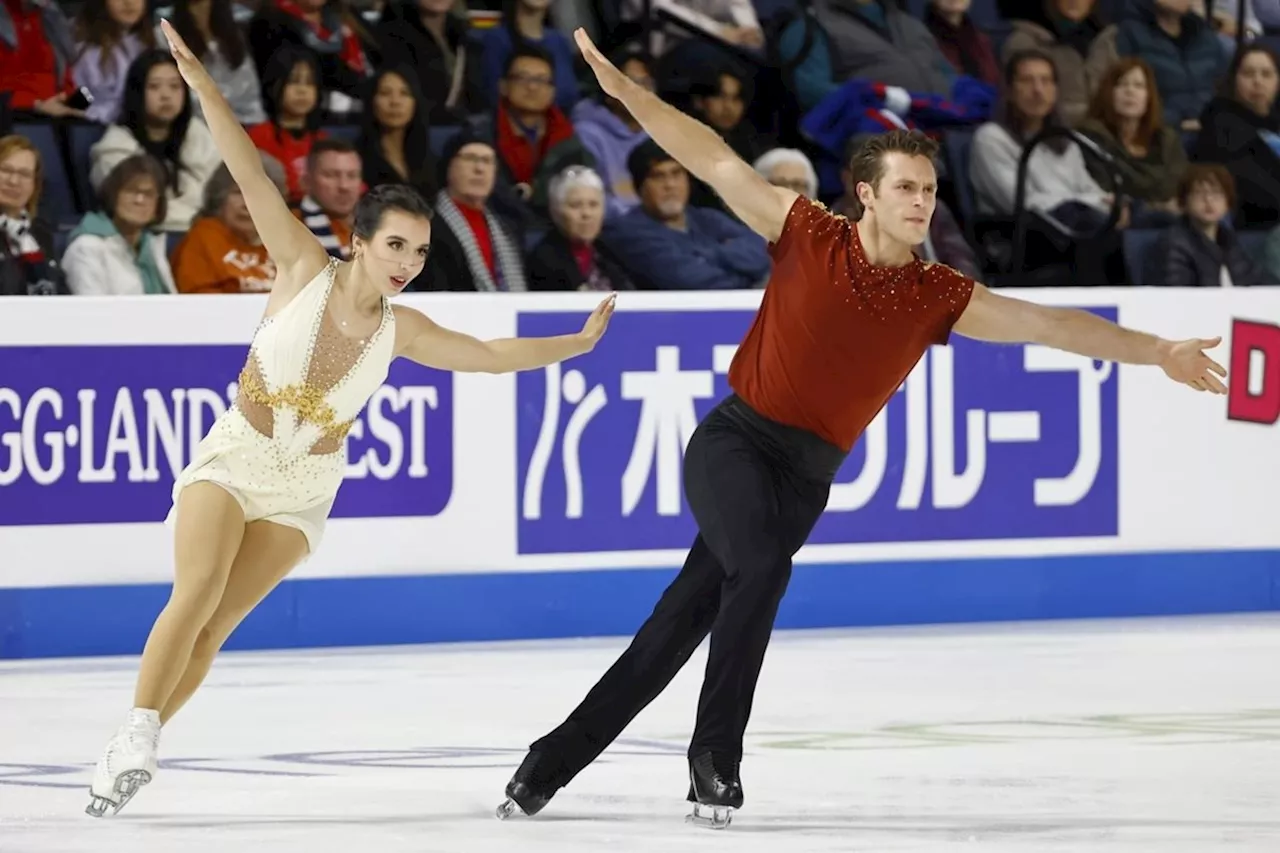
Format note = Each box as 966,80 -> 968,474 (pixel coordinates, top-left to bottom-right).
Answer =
728,196 -> 976,452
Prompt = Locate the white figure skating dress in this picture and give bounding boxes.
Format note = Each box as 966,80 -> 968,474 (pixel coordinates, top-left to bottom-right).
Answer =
87,260 -> 395,818
166,257 -> 396,554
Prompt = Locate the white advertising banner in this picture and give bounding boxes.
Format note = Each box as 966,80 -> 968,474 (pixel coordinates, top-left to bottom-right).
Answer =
0,288 -> 1276,589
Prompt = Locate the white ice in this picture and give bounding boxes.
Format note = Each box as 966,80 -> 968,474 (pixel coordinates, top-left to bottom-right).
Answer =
4,614 -> 1280,852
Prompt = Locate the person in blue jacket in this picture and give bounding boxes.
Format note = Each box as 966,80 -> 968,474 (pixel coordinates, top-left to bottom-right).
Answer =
480,0 -> 579,112
599,139 -> 771,289
1104,0 -> 1225,129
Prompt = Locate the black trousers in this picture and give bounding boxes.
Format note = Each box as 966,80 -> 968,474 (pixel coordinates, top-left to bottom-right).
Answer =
530,395 -> 844,789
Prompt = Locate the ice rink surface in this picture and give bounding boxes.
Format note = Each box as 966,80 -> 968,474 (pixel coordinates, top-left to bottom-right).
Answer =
4,614 -> 1280,852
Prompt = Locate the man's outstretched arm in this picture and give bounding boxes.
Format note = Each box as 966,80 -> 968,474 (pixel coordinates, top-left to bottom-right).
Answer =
953,283 -> 1229,394
574,28 -> 797,242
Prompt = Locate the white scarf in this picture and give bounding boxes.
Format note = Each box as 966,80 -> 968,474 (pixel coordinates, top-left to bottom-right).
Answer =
1,211 -> 43,259
433,191 -> 527,292
0,211 -> 61,296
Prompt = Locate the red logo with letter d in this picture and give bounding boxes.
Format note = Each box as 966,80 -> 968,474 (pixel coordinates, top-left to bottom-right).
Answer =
1228,318 -> 1280,424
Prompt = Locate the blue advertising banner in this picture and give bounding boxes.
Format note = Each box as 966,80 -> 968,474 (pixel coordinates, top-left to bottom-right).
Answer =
515,309 -> 1119,554
0,345 -> 454,525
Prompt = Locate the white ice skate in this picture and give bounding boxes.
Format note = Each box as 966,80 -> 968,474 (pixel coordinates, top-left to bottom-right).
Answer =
85,708 -> 161,817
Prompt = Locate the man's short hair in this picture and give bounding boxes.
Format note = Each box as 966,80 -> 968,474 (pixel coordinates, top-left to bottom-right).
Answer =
843,130 -> 939,219
307,137 -> 360,173
627,139 -> 680,190
504,43 -> 555,80
1177,163 -> 1237,210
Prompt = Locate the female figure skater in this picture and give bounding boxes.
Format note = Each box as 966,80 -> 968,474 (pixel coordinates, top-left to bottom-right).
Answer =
87,19 -> 615,818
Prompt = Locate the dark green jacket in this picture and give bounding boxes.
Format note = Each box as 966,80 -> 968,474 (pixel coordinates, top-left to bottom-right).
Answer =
1077,118 -> 1187,202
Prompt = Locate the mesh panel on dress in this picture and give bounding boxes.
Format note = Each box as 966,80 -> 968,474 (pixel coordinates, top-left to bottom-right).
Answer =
234,304 -> 379,455
304,309 -> 376,454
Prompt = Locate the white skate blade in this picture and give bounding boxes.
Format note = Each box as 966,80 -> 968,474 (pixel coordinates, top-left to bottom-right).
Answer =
85,769 -> 152,818
686,801 -> 735,830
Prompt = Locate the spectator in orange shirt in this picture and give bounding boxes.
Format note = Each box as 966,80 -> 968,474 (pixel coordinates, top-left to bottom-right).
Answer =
247,46 -> 324,202
170,154 -> 288,293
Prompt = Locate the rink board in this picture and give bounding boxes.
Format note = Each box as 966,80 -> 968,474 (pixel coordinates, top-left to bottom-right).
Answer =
1,289 -> 1278,658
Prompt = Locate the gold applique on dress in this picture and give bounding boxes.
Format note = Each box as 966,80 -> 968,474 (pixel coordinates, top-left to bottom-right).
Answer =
235,261 -> 390,455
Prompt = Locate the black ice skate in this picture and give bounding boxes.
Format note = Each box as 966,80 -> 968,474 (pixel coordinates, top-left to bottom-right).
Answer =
685,751 -> 743,830
494,751 -> 558,820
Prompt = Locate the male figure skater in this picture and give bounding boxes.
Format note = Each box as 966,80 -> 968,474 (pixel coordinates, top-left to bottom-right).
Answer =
496,28 -> 1228,829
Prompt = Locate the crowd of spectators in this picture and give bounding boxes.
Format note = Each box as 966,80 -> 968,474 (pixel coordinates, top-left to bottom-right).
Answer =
3,0 -> 1280,296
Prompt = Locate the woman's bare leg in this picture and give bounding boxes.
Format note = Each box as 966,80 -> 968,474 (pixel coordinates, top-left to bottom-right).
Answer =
159,520 -> 308,724
132,482 -> 246,712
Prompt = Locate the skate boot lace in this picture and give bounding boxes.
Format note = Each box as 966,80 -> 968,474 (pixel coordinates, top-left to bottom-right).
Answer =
124,718 -> 160,752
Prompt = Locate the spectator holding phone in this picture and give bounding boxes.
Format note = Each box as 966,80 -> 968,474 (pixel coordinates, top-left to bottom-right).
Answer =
0,0 -> 83,119
72,0 -> 156,123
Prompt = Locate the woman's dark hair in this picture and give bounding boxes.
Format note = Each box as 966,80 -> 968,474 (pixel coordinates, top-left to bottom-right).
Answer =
1220,43 -> 1280,101
331,0 -> 375,48
99,153 -> 170,228
999,48 -> 1069,155
119,50 -> 194,193
689,61 -> 753,106
74,0 -> 157,74
359,65 -> 436,194
499,0 -> 556,58
259,45 -> 324,135
169,0 -> 248,69
352,183 -> 433,240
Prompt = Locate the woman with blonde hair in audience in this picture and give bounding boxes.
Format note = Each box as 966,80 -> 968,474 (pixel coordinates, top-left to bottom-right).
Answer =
64,154 -> 177,296
90,49 -> 221,231
170,154 -> 288,293
1078,56 -> 1187,225
528,164 -> 632,291
0,135 -> 68,296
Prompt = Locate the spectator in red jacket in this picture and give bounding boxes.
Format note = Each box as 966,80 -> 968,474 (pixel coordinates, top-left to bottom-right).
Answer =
248,46 -> 325,202
0,0 -> 81,118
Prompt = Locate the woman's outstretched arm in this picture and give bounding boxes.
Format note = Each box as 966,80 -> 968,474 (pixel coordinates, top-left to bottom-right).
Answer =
392,295 -> 616,373
159,19 -> 327,280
